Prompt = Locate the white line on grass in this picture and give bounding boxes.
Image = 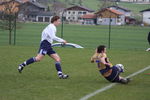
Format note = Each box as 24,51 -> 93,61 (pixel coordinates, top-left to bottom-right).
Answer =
80,65 -> 150,100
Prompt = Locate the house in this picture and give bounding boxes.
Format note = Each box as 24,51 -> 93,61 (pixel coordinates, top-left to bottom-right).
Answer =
107,6 -> 136,24
140,8 -> 150,26
18,0 -> 50,22
27,11 -> 53,22
63,5 -> 94,23
80,13 -> 97,25
96,8 -> 125,25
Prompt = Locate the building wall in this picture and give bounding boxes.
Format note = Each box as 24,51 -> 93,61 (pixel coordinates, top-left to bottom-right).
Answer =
97,15 -> 125,25
142,11 -> 150,25
36,16 -> 52,22
65,10 -> 89,22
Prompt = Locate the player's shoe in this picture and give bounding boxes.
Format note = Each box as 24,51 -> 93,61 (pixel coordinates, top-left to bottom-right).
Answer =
18,65 -> 24,73
59,74 -> 69,79
120,78 -> 131,84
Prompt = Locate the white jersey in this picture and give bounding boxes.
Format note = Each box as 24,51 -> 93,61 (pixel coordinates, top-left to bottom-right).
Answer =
41,24 -> 65,44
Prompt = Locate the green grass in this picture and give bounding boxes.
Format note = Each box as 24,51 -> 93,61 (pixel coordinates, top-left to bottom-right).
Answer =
0,23 -> 149,50
59,0 -> 150,14
0,46 -> 150,100
0,22 -> 150,99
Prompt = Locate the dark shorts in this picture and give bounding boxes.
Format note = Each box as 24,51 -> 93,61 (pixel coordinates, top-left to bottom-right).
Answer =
38,40 -> 56,55
104,66 -> 120,82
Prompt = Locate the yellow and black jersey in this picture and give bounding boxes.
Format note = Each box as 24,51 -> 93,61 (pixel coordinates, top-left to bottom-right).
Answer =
91,53 -> 113,77
91,53 -> 113,69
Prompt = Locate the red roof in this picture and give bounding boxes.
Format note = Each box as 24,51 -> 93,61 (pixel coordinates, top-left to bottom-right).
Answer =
107,8 -> 123,15
96,8 -> 123,15
81,13 -> 96,19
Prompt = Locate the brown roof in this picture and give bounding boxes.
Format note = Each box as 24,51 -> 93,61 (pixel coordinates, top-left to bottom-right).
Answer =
96,8 -> 123,15
81,13 -> 96,19
107,8 -> 123,15
65,5 -> 94,12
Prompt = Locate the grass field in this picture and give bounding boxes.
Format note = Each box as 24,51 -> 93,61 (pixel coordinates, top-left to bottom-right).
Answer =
0,22 -> 150,100
0,46 -> 150,100
0,23 -> 149,50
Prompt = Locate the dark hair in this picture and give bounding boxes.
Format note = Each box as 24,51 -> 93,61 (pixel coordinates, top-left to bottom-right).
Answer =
97,45 -> 106,53
51,16 -> 60,23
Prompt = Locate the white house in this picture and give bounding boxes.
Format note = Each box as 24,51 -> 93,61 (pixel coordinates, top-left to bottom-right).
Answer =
96,8 -> 125,25
63,5 -> 94,23
140,8 -> 150,25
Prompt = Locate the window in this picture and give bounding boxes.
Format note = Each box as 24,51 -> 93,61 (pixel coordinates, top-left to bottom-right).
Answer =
38,17 -> 43,22
45,17 -> 50,22
68,11 -> 71,14
78,17 -> 82,20
83,12 -> 86,14
78,12 -> 82,14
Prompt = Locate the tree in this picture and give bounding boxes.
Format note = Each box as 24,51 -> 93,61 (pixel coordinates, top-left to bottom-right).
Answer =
0,0 -> 19,45
50,1 -> 66,16
78,0 -> 83,6
98,0 -> 118,10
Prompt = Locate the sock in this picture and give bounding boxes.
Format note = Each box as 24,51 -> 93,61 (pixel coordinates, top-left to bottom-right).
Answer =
55,62 -> 62,74
20,57 -> 36,67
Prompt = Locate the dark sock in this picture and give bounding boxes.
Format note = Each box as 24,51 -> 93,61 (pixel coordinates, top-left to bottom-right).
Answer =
21,57 -> 36,67
55,62 -> 62,73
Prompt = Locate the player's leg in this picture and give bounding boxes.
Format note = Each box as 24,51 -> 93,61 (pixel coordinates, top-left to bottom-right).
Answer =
105,66 -> 131,84
18,54 -> 44,73
113,65 -> 131,84
50,53 -> 69,79
119,76 -> 131,84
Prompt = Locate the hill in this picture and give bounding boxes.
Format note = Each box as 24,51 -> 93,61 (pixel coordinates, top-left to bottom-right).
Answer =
44,0 -> 150,16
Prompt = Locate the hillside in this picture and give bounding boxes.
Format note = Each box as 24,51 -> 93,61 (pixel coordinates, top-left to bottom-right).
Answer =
36,0 -> 149,13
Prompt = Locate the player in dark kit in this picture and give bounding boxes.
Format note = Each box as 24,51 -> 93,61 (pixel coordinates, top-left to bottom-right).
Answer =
18,16 -> 69,79
91,45 -> 130,84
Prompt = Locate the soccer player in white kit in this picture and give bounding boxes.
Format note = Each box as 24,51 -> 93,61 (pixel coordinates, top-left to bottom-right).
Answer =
18,16 -> 69,79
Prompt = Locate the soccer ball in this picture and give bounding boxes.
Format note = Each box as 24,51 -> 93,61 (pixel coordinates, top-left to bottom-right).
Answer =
115,64 -> 124,73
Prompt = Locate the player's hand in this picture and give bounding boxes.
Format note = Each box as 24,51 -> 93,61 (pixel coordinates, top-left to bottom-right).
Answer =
91,60 -> 94,63
63,40 -> 67,44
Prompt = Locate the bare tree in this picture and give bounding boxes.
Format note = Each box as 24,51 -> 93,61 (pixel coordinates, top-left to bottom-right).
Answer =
50,1 -> 66,16
99,0 -> 118,10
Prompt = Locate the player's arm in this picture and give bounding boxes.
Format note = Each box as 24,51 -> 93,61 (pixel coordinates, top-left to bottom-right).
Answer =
99,57 -> 111,67
90,49 -> 98,63
48,29 -> 67,44
91,53 -> 98,63
91,56 -> 95,63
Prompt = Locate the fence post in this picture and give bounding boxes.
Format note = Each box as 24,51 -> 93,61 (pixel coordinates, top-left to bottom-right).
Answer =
108,17 -> 112,49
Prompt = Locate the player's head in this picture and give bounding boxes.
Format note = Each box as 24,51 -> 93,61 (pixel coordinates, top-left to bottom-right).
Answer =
51,16 -> 61,26
97,45 -> 106,53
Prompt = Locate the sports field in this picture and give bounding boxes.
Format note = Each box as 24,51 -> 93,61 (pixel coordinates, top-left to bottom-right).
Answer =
0,23 -> 150,100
